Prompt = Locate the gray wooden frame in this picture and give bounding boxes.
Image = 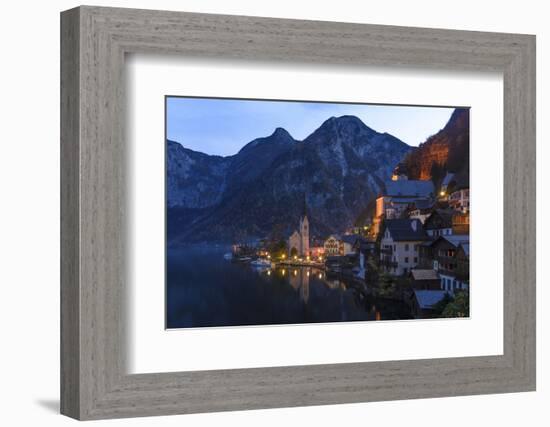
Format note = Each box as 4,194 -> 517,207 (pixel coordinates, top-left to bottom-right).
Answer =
60,5 -> 536,420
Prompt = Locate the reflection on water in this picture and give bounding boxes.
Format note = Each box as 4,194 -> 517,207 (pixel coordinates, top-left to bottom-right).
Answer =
167,245 -> 412,329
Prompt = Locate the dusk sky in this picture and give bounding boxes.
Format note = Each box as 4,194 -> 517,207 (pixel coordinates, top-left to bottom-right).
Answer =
166,97 -> 457,156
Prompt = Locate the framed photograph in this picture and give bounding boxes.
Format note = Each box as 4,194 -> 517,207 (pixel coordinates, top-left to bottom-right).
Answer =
61,6 -> 536,420
164,97 -> 470,329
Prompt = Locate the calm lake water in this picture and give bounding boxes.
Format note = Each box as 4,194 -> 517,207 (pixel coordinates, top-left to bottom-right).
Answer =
167,245 -> 412,329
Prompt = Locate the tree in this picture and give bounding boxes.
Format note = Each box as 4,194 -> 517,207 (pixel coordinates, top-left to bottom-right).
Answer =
441,290 -> 469,318
431,292 -> 454,315
432,290 -> 469,318
377,272 -> 397,298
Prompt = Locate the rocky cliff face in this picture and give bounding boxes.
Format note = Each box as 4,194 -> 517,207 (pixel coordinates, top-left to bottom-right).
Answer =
166,141 -> 231,209
167,115 -> 412,243
402,108 -> 470,182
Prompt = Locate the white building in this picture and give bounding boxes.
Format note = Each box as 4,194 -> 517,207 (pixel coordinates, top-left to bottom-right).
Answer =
379,218 -> 429,276
323,235 -> 342,256
449,188 -> 470,213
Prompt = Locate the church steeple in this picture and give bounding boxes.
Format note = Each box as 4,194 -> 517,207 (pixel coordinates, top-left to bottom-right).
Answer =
288,193 -> 310,257
299,194 -> 310,256
301,192 -> 308,219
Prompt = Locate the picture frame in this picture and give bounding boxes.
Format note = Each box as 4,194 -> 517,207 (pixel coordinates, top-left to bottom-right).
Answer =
60,5 -> 536,420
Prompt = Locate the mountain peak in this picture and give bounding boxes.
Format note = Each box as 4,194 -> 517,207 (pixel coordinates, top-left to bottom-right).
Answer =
239,127 -> 294,154
319,115 -> 375,133
271,127 -> 292,139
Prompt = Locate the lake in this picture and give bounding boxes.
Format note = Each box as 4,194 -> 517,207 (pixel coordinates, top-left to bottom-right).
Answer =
166,244 -> 412,329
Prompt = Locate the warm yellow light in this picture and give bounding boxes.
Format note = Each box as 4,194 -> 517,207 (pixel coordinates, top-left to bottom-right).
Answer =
267,255 -> 271,259
293,270 -> 298,276
306,256 -> 310,261
440,191 -> 446,196
281,269 -> 285,275
318,273 -> 323,279
318,256 -> 323,262
306,271 -> 310,277
293,255 -> 297,260
281,254 -> 286,259
267,270 -> 271,276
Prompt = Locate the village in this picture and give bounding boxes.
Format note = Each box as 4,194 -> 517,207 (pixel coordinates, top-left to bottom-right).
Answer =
230,164 -> 470,319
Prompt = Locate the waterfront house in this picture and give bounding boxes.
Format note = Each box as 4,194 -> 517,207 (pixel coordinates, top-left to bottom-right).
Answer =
323,235 -> 342,256
419,235 -> 469,292
379,218 -> 430,276
340,234 -> 366,255
352,237 -> 376,280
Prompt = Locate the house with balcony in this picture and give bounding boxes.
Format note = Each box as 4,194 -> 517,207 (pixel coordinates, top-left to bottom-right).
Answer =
449,187 -> 470,213
424,209 -> 455,237
419,235 -> 469,292
379,218 -> 430,276
446,172 -> 470,213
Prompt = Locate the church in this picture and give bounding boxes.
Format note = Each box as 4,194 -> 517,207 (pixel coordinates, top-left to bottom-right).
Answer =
288,214 -> 310,257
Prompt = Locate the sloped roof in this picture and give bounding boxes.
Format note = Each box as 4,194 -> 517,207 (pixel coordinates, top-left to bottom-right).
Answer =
384,219 -> 429,241
460,242 -> 470,256
384,180 -> 435,198
426,234 -> 470,248
444,235 -> 470,247
411,269 -> 440,281
413,290 -> 448,309
424,209 -> 459,229
340,234 -> 365,245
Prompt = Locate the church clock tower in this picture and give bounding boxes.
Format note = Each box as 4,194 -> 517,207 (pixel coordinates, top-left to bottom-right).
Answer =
299,215 -> 310,256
